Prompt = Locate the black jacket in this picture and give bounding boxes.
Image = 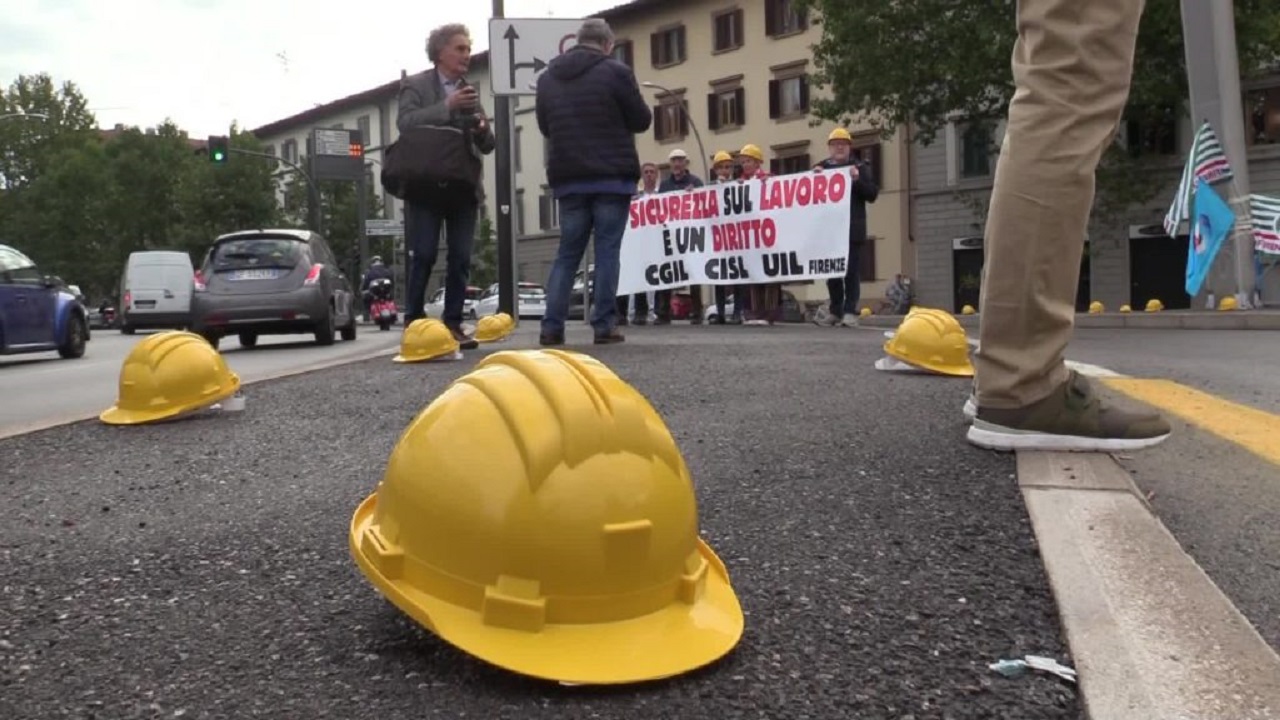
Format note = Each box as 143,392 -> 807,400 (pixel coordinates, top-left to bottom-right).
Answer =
535,45 -> 652,188
820,157 -> 879,244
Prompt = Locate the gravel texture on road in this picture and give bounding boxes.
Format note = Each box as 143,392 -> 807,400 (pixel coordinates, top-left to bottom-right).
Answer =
1,324 -> 1079,719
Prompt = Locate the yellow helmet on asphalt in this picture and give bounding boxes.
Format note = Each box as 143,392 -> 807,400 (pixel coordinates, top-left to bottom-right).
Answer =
828,127 -> 852,143
475,314 -> 513,343
493,312 -> 515,330
1088,300 -> 1105,314
1145,298 -> 1164,312
393,318 -> 459,363
100,331 -> 240,425
884,308 -> 974,377
737,143 -> 764,162
349,349 -> 744,684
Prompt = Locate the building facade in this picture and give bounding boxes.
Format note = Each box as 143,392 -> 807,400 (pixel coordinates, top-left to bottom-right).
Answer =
910,71 -> 1280,313
251,0 -> 914,311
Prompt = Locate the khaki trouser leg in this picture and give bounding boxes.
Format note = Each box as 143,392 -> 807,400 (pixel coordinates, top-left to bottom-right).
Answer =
975,0 -> 1147,409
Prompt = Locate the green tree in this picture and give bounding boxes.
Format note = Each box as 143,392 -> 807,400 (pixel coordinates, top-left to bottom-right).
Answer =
471,214 -> 498,287
0,73 -> 98,189
279,155 -> 384,276
802,0 -> 1280,217
177,124 -> 281,259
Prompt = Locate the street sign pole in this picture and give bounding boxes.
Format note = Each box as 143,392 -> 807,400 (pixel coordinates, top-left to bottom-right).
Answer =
493,0 -> 517,318
1180,0 -> 1255,308
357,171 -> 369,279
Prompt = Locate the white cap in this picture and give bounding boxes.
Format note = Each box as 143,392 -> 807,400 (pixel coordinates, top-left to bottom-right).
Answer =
667,148 -> 688,160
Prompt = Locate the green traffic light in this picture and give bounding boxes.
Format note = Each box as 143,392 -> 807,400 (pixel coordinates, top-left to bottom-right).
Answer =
213,150 -> 225,162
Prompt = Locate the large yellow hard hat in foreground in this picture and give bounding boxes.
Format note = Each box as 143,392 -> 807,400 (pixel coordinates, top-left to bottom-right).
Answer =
349,349 -> 743,684
100,331 -> 240,425
394,318 -> 459,363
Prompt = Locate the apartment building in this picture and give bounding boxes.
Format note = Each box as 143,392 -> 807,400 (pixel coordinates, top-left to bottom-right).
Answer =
911,72 -> 1280,312
508,0 -> 914,306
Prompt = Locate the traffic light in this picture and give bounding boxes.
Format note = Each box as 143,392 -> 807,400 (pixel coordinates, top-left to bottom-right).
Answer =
207,135 -> 230,163
348,142 -> 363,157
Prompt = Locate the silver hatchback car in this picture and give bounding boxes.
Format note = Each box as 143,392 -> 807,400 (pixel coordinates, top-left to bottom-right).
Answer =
190,229 -> 359,350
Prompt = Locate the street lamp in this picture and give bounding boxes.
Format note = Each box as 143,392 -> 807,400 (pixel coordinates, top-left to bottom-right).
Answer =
0,112 -> 50,122
641,81 -> 709,180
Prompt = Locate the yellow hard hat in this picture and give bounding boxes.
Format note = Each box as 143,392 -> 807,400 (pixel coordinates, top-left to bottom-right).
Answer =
1218,296 -> 1238,311
1119,304 -> 1132,313
1088,300 -> 1104,314
738,144 -> 764,162
828,127 -> 852,143
349,349 -> 744,684
1144,298 -> 1163,313
712,151 -> 733,165
475,314 -> 512,343
493,312 -> 515,330
884,309 -> 974,377
393,318 -> 459,363
859,306 -> 872,317
100,331 -> 240,425
960,304 -> 976,315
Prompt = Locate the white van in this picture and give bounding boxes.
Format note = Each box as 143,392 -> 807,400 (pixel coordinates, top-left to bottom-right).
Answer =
119,251 -> 195,334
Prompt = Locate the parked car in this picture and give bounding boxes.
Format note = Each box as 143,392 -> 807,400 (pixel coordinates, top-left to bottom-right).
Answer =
119,250 -> 196,334
189,229 -> 359,350
0,244 -> 89,359
473,281 -> 547,319
424,285 -> 482,320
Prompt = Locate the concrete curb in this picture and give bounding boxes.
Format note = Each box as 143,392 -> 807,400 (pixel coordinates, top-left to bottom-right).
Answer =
1017,451 -> 1280,719
855,309 -> 1280,331
0,344 -> 400,442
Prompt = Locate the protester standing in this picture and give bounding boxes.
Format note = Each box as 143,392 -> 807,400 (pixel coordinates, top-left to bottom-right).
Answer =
535,18 -> 652,346
617,162 -> 661,325
396,23 -> 494,349
737,144 -> 779,326
815,127 -> 879,327
709,151 -> 744,324
967,0 -> 1171,452
655,149 -> 706,323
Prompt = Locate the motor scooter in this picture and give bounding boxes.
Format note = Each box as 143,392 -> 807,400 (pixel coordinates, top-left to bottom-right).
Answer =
366,278 -> 398,331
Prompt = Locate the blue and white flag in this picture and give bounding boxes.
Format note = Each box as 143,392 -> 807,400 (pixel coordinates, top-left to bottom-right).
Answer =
1186,178 -> 1235,297
1163,121 -> 1233,237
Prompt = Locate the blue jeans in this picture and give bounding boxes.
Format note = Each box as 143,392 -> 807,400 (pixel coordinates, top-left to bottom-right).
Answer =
541,193 -> 630,336
404,200 -> 477,327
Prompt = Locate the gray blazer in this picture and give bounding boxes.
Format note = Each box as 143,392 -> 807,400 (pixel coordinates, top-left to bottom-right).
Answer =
396,68 -> 497,203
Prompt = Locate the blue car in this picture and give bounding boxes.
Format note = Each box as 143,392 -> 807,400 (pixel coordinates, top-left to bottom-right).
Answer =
0,244 -> 89,359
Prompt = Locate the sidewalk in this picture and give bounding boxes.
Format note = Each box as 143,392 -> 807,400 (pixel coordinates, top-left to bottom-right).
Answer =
0,325 -> 1078,719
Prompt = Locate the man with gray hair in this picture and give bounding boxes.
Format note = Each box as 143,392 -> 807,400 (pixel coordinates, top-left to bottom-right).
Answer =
535,17 -> 652,346
395,23 -> 495,349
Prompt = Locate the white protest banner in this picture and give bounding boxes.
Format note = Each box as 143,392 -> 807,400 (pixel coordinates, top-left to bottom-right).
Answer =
616,168 -> 854,295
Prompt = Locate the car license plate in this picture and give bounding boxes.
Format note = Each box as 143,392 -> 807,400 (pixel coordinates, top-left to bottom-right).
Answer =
231,269 -> 280,281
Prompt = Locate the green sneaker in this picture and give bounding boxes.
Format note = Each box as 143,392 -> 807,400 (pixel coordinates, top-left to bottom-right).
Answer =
967,370 -> 1172,452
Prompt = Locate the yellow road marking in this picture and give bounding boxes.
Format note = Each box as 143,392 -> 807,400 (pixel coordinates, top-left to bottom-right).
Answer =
1101,378 -> 1280,466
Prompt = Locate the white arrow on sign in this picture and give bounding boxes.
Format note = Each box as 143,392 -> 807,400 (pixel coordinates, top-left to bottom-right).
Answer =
487,18 -> 585,97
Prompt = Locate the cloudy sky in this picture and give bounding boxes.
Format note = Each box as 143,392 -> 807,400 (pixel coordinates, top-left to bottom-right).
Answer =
1,0 -> 622,136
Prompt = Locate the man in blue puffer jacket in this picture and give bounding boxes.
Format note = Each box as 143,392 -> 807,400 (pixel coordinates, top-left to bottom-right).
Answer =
535,18 -> 653,346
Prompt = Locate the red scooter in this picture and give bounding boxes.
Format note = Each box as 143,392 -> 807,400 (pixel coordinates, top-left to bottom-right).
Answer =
366,278 -> 398,331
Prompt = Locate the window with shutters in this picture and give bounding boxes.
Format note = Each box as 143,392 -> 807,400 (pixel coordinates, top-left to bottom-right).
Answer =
765,0 -> 808,37
852,134 -> 883,186
706,77 -> 744,132
650,26 -> 686,68
611,40 -> 634,68
712,9 -> 744,53
769,62 -> 810,122
653,96 -> 689,142
769,142 -> 811,175
538,186 -> 558,230
958,122 -> 993,178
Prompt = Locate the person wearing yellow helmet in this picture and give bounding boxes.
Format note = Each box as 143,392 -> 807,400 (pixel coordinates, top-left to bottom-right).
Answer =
736,144 -> 780,326
966,0 -> 1171,453
814,126 -> 879,328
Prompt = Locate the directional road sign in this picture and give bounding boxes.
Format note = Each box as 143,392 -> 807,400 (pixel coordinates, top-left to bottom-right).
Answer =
487,18 -> 584,96
365,218 -> 404,236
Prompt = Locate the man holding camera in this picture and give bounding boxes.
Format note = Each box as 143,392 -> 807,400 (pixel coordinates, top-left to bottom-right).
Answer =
396,23 -> 495,348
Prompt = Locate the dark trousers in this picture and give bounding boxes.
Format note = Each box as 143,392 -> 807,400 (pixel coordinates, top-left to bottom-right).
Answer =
714,286 -> 744,321
827,242 -> 863,316
404,199 -> 477,327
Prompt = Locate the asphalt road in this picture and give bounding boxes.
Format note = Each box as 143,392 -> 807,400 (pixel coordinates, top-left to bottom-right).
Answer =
1063,328 -> 1280,656
0,324 -> 1078,720
0,327 -> 403,437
